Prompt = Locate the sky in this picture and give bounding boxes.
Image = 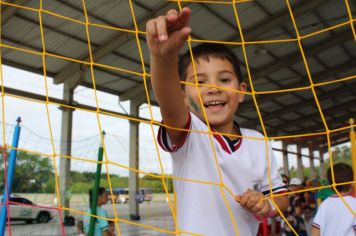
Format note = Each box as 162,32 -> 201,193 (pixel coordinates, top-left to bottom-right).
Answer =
0,64 -> 170,177
0,64 -> 325,178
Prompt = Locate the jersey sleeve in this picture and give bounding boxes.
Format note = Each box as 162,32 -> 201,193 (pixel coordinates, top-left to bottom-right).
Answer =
312,202 -> 324,229
98,208 -> 109,232
261,142 -> 288,196
157,113 -> 191,152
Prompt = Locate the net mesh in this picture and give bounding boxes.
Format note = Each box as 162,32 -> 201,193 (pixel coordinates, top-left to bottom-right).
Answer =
0,0 -> 355,235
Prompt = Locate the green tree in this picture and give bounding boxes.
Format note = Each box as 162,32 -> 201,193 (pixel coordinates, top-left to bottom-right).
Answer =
0,151 -> 54,193
289,145 -> 352,179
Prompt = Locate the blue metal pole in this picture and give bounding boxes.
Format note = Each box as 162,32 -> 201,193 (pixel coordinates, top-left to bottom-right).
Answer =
0,117 -> 22,236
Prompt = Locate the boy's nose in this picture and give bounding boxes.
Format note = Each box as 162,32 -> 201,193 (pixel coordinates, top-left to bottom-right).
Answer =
207,84 -> 220,94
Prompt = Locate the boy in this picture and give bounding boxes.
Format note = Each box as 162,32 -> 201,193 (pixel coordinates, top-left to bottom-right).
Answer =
146,7 -> 288,235
83,187 -> 110,236
312,163 -> 356,236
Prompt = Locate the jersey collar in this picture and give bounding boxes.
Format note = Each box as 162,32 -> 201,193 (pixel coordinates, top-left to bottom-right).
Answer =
212,121 -> 242,154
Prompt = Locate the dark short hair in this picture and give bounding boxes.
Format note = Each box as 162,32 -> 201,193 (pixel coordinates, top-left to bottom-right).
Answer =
89,187 -> 106,208
327,163 -> 353,192
178,43 -> 243,84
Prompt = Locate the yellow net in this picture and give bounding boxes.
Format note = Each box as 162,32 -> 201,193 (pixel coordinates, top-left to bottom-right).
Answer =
0,0 -> 355,235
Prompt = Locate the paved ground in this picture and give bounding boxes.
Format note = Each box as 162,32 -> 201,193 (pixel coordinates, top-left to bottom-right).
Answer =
5,201 -> 175,236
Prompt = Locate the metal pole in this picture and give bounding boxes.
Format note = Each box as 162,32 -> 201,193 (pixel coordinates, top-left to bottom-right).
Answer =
59,82 -> 74,219
309,147 -> 316,179
349,119 -> 356,195
319,149 -> 325,179
129,99 -> 140,221
282,141 -> 290,176
296,143 -> 303,180
88,131 -> 105,236
0,117 -> 22,236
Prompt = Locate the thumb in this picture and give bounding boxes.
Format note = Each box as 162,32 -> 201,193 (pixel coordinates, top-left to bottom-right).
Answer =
173,27 -> 191,50
235,195 -> 241,203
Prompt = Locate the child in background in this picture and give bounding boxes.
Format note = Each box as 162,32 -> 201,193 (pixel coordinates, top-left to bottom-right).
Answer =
146,7 -> 288,236
77,220 -> 85,236
312,163 -> 356,236
83,187 -> 109,236
303,206 -> 313,236
108,221 -> 116,236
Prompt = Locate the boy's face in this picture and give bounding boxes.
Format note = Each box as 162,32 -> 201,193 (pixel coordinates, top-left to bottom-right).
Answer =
98,192 -> 108,206
184,56 -> 246,133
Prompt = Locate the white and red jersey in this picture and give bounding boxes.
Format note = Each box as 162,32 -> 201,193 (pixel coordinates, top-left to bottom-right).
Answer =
312,194 -> 356,236
158,112 -> 287,236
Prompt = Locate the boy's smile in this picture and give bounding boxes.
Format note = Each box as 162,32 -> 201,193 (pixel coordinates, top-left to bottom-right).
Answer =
184,56 -> 246,134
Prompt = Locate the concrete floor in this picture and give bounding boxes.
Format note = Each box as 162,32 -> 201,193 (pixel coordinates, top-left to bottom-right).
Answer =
5,201 -> 175,236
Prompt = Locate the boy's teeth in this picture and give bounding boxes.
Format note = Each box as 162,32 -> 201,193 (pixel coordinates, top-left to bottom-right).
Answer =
206,101 -> 224,106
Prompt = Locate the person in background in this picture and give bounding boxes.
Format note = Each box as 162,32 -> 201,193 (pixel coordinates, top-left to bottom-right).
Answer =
283,177 -> 307,235
77,220 -> 85,236
312,163 -> 356,236
282,174 -> 289,186
83,187 -> 109,236
303,206 -> 313,236
108,221 -> 116,236
288,178 -> 306,210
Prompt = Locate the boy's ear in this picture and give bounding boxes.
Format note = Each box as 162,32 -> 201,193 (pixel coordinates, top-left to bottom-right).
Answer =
238,82 -> 247,103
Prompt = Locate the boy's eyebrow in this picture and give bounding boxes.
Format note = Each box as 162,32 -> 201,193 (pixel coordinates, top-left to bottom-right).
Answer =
188,70 -> 234,80
188,73 -> 206,81
218,70 -> 234,75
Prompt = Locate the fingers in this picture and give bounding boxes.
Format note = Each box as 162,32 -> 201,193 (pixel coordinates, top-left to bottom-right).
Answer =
146,15 -> 168,42
156,16 -> 168,41
240,190 -> 259,208
239,190 -> 269,216
173,26 -> 191,49
146,8 -> 191,42
177,7 -> 191,27
166,9 -> 179,25
146,19 -> 158,42
235,195 -> 241,203
254,202 -> 270,217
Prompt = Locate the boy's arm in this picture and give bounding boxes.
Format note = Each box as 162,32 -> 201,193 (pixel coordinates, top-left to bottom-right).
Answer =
311,226 -> 320,236
270,194 -> 289,216
146,8 -> 192,145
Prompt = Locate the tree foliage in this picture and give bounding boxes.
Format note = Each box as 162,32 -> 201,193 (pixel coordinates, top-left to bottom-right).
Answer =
0,151 -> 54,193
289,145 -> 352,179
0,151 -> 173,193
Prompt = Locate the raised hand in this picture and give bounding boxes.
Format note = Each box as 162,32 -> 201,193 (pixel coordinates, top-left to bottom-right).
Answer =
146,7 -> 192,57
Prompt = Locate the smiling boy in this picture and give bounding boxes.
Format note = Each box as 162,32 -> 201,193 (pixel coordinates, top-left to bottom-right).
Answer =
146,7 -> 288,236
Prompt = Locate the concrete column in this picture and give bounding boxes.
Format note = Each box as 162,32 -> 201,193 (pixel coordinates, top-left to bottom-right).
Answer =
59,82 -> 74,217
282,141 -> 290,177
296,143 -> 304,180
309,147 -> 316,179
129,99 -> 140,220
319,149 -> 325,178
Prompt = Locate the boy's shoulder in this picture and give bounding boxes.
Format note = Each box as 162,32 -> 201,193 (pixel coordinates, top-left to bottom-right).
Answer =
320,195 -> 356,208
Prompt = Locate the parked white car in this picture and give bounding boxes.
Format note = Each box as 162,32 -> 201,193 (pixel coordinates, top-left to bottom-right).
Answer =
1,196 -> 54,224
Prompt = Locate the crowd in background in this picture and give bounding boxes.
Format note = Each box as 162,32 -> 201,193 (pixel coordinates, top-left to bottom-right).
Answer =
265,174 -> 336,236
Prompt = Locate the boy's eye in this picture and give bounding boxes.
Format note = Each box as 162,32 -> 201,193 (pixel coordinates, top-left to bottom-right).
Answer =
197,80 -> 204,84
221,78 -> 231,83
